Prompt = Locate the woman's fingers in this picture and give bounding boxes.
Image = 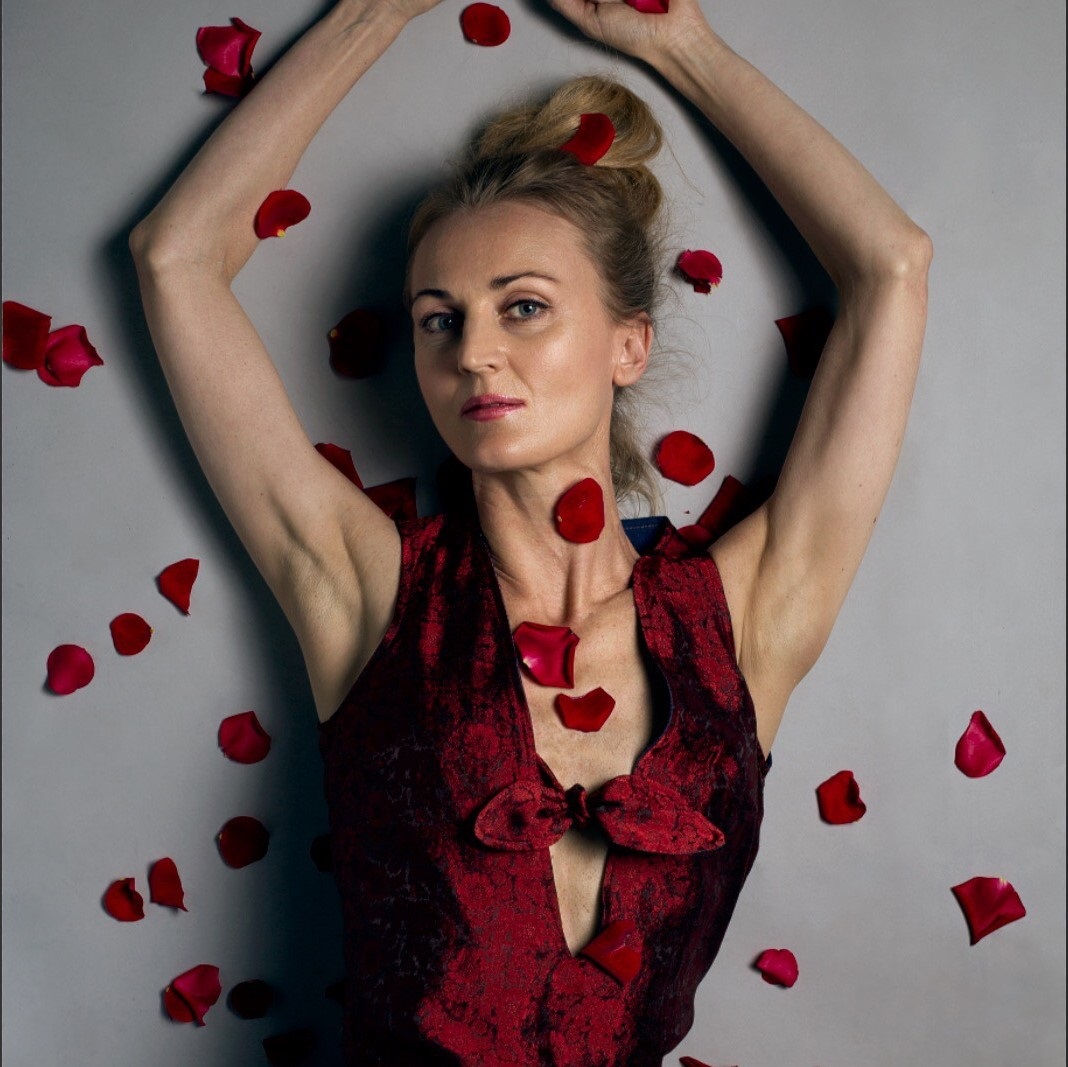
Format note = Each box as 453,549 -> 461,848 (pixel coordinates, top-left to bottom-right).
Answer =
546,0 -> 709,63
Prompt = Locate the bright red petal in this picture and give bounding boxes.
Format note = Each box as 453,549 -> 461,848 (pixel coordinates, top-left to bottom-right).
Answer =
695,474 -> 754,542
2,300 -> 51,370
554,478 -> 605,543
655,430 -> 715,486
559,113 -> 616,165
203,68 -> 254,98
45,644 -> 94,695
676,250 -> 723,294
36,324 -> 103,387
314,442 -> 364,487
217,816 -> 270,868
365,477 -> 418,521
157,558 -> 200,613
228,979 -> 274,1019
218,709 -> 272,764
954,710 -> 1006,778
102,877 -> 145,921
109,613 -> 152,656
815,769 -> 867,824
196,18 -> 261,77
775,306 -> 834,378
513,621 -> 579,688
625,0 -> 670,11
254,190 -> 311,239
580,919 -> 641,984
459,3 -> 511,45
328,309 -> 388,378
555,688 -> 615,731
164,964 -> 222,1026
951,876 -> 1026,944
263,1029 -> 318,1065
148,857 -> 187,910
755,947 -> 798,987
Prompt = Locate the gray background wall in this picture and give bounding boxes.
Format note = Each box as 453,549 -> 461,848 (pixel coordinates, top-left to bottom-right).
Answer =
3,1 -> 1064,1064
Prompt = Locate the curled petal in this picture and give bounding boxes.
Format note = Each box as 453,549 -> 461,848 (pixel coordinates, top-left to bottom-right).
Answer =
754,948 -> 798,987
218,709 -> 272,764
555,688 -> 615,732
196,17 -> 260,94
559,113 -> 616,166
696,474 -> 751,542
775,306 -> 834,378
217,816 -> 270,868
954,710 -> 1006,778
148,857 -> 187,910
109,613 -> 152,656
3,300 -> 51,370
328,309 -> 388,378
164,964 -> 222,1026
102,877 -> 144,922
37,324 -> 103,387
554,478 -> 605,543
254,190 -> 311,239
203,68 -> 254,98
580,919 -> 641,984
676,249 -> 723,294
625,0 -> 670,11
513,621 -> 579,688
655,430 -> 715,486
157,558 -> 200,613
365,477 -> 418,521
46,644 -> 94,695
459,3 -> 511,46
315,442 -> 364,487
310,834 -> 333,873
676,524 -> 714,550
263,1029 -> 318,1065
815,769 -> 867,824
951,876 -> 1026,944
228,979 -> 274,1019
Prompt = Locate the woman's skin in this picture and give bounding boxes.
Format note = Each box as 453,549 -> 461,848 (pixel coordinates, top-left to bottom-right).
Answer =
130,0 -> 931,954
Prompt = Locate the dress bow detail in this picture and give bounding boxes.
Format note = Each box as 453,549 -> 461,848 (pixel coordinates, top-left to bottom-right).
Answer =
473,773 -> 725,855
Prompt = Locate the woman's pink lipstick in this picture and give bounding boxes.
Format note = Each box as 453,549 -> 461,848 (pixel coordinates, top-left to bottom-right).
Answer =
460,395 -> 525,421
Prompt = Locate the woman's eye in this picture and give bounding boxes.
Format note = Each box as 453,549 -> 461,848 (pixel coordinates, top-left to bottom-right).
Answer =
421,311 -> 459,334
509,300 -> 546,320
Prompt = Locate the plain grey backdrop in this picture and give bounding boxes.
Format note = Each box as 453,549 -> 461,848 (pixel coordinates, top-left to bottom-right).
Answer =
3,0 -> 1065,1064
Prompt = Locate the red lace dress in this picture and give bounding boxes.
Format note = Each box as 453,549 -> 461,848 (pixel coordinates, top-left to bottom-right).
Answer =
318,511 -> 770,1065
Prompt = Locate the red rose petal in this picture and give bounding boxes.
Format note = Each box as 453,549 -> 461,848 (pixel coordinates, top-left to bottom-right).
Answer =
254,190 -> 311,240
36,324 -> 103,387
460,3 -> 511,46
815,769 -> 867,824
626,0 -> 670,11
775,306 -> 834,378
3,300 -> 51,370
951,876 -> 1026,944
315,442 -> 364,487
954,710 -> 1006,778
328,308 -> 388,378
196,18 -> 261,95
157,558 -> 200,614
203,68 -> 254,98
513,621 -> 579,688
148,857 -> 187,910
263,1029 -> 318,1066
365,477 -> 418,521
164,963 -> 222,1026
680,1059 -> 733,1067
755,947 -> 798,987
45,644 -> 94,695
218,709 -> 272,764
554,478 -> 605,543
102,877 -> 144,922
676,249 -> 723,294
228,979 -> 274,1019
217,815 -> 270,868
580,919 -> 641,984
655,430 -> 715,486
695,474 -> 764,542
676,523 -> 714,550
109,612 -> 152,656
559,113 -> 616,166
555,688 -> 615,731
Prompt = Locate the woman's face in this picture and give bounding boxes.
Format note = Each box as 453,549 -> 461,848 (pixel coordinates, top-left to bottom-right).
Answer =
408,201 -> 650,480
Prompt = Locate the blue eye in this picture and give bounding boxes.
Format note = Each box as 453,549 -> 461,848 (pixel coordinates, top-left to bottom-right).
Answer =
510,300 -> 546,319
421,311 -> 460,334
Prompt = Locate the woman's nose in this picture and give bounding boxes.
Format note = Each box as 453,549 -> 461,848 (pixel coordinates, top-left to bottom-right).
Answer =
455,315 -> 505,374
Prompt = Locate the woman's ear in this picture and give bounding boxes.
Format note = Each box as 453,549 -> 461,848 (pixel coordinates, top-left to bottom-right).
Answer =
613,313 -> 653,387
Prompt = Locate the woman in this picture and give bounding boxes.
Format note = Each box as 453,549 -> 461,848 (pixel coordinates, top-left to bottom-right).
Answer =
130,0 -> 931,1061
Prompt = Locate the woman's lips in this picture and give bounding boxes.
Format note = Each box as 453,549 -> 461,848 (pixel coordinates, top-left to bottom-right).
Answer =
461,395 -> 525,420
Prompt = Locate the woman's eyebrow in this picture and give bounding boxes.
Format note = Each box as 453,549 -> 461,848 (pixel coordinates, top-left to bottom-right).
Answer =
410,272 -> 560,303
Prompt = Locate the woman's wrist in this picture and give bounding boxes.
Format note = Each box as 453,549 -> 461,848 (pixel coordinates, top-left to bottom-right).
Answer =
647,25 -> 732,90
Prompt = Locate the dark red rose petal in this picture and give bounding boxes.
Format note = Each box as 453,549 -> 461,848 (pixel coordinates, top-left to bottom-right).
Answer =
45,644 -> 94,695
460,3 -> 511,46
328,309 -> 388,378
314,442 -> 364,487
109,612 -> 152,656
196,17 -> 261,77
676,523 -> 714,550
626,0 -> 670,11
227,979 -> 274,1019
157,558 -> 200,613
954,710 -> 1006,778
815,769 -> 867,824
655,430 -> 715,486
263,1029 -> 318,1066
555,688 -> 615,732
203,68 -> 254,98
310,834 -> 333,873
3,300 -> 51,370
254,190 -> 311,240
695,474 -> 759,542
676,249 -> 723,294
148,857 -> 187,910
218,709 -> 272,764
365,477 -> 418,521
755,947 -> 798,987
217,816 -> 270,868
680,1059 -> 733,1067
775,306 -> 834,378
163,964 -> 222,1026
951,876 -> 1026,944
37,324 -> 103,387
513,621 -> 579,688
102,877 -> 144,922
580,919 -> 641,984
559,113 -> 616,166
554,477 -> 605,543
